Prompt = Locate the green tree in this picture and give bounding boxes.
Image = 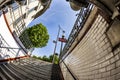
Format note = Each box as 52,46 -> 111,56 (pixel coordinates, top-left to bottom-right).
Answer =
48,55 -> 53,62
54,55 -> 59,64
32,55 -> 37,59
42,55 -> 48,61
37,56 -> 42,60
32,54 -> 59,64
20,23 -> 49,49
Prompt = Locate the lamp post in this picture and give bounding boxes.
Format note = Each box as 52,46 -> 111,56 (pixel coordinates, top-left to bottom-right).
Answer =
59,31 -> 67,59
52,26 -> 60,64
52,25 -> 65,64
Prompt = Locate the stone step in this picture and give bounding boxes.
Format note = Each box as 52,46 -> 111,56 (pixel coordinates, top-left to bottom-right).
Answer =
0,58 -> 63,80
0,65 -> 13,80
5,63 -> 31,80
1,64 -> 22,80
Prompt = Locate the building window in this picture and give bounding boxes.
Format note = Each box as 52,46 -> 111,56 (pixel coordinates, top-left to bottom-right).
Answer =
11,3 -> 19,11
28,7 -> 36,15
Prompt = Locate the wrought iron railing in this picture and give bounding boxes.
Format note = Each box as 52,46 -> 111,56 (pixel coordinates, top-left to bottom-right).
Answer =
19,30 -> 33,49
60,4 -> 94,59
0,34 -> 17,59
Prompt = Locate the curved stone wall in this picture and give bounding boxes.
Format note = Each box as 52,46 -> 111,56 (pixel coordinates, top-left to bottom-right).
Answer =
60,6 -> 120,80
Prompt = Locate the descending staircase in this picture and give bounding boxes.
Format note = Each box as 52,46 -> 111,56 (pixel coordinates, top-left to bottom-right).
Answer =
0,58 -> 64,80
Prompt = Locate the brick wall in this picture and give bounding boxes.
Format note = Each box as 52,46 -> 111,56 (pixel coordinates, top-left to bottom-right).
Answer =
60,7 -> 120,80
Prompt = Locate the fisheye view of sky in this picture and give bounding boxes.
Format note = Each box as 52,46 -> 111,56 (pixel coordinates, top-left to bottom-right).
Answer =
28,0 -> 79,57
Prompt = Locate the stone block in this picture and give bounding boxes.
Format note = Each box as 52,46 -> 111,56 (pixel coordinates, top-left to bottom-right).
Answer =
115,73 -> 120,80
102,71 -> 110,78
101,60 -> 110,67
106,63 -> 115,71
107,19 -> 120,47
114,54 -> 119,61
105,52 -> 113,60
99,67 -> 106,73
116,60 -> 120,67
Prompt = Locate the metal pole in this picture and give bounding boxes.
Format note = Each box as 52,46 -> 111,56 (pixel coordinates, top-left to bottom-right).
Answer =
0,46 -> 21,49
52,25 -> 61,64
59,41 -> 63,59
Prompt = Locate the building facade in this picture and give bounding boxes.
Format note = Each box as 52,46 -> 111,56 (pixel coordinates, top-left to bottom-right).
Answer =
0,0 -> 51,62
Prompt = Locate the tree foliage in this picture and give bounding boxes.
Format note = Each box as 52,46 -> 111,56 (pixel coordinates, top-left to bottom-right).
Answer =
28,23 -> 49,48
20,23 -> 49,49
32,54 -> 59,64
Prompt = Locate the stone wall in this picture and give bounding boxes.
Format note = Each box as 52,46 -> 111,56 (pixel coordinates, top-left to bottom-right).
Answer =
60,6 -> 120,80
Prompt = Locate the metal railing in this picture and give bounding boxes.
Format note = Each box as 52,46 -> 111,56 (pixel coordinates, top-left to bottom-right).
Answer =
60,4 -> 94,59
0,34 -> 17,59
19,30 -> 33,49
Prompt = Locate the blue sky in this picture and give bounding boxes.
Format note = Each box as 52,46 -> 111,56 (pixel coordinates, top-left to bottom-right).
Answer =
28,0 -> 79,57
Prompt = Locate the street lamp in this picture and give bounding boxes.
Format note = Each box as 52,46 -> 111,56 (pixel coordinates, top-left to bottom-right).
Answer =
52,25 -> 65,64
58,31 -> 67,59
